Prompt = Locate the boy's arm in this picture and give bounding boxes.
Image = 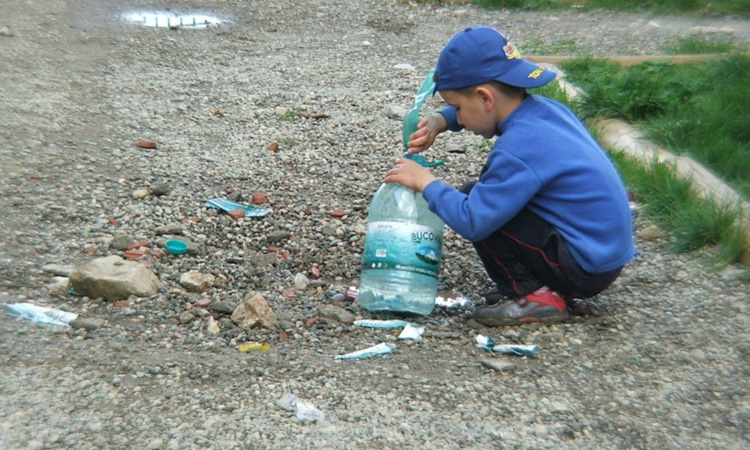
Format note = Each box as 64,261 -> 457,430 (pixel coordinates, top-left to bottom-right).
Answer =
437,105 -> 464,132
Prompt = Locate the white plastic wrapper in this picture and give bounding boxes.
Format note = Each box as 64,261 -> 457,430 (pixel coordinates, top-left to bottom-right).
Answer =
335,343 -> 395,360
475,334 -> 539,356
276,393 -> 325,424
397,323 -> 425,341
353,319 -> 412,329
5,302 -> 78,327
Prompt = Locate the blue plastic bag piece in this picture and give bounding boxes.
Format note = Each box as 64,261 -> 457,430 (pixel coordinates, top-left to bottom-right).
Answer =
402,69 -> 444,168
402,69 -> 436,149
205,198 -> 271,217
5,302 -> 78,326
335,343 -> 395,360
403,153 -> 444,168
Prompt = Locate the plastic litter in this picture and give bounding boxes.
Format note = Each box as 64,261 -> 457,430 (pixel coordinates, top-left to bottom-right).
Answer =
205,198 -> 271,217
5,302 -> 78,327
435,294 -> 470,308
402,69 -> 444,168
475,334 -> 539,356
335,342 -> 395,360
353,319 -> 412,329
123,11 -> 225,29
238,342 -> 270,353
397,323 -> 425,341
277,393 -> 325,424
165,240 -> 188,255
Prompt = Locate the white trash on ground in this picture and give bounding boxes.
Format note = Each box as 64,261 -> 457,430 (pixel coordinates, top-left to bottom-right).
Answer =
5,302 -> 78,327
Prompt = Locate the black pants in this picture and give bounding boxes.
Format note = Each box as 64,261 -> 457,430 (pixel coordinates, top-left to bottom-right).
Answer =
460,181 -> 622,300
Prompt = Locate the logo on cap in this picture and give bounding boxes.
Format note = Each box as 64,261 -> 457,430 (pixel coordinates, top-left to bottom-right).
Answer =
528,68 -> 544,79
503,43 -> 521,60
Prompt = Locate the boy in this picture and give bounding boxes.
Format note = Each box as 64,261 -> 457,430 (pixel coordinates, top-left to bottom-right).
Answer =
384,26 -> 635,326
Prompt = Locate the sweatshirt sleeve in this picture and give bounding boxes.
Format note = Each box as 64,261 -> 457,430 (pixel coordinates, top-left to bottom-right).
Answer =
438,106 -> 464,132
422,151 -> 541,242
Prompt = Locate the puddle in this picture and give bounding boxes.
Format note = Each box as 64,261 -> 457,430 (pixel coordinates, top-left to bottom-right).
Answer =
123,11 -> 226,29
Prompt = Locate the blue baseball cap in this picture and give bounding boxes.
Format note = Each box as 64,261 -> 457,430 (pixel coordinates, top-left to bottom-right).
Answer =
434,26 -> 556,91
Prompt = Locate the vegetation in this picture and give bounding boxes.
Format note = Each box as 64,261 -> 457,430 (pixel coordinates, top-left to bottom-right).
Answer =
533,57 -> 750,265
560,55 -> 750,199
472,0 -> 750,16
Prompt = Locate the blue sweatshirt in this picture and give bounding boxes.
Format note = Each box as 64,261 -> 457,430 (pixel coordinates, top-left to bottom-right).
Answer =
423,94 -> 635,274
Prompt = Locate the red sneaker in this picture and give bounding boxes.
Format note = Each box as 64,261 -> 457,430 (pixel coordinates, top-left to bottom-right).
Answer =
472,287 -> 569,327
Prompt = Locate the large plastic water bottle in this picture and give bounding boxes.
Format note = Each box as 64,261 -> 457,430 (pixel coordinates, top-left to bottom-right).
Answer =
358,69 -> 444,315
358,182 -> 444,315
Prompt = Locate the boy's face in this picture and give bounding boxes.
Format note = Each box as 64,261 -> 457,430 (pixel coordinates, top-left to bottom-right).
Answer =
439,88 -> 498,139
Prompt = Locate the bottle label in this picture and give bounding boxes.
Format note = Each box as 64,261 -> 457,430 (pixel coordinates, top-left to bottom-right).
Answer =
362,221 -> 442,278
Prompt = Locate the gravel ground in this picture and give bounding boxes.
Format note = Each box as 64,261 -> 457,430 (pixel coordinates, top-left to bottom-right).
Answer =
2,1 -> 750,449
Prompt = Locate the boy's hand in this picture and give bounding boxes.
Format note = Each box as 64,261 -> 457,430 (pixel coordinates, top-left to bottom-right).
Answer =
407,114 -> 447,154
384,159 -> 437,192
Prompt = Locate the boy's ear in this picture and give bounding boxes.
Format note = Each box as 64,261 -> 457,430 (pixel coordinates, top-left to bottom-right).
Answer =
474,86 -> 495,110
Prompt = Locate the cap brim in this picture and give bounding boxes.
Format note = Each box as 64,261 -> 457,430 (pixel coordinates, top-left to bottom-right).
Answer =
496,60 -> 557,89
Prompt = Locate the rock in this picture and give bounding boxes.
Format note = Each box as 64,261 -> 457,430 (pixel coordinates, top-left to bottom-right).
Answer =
148,182 -> 171,196
249,252 -> 277,268
26,440 -> 43,450
549,401 -> 570,413
292,272 -> 310,290
209,301 -> 235,315
227,210 -> 245,220
70,317 -> 105,331
252,192 -> 268,205
393,63 -> 415,72
154,225 -> 183,235
47,276 -> 70,296
231,292 -> 278,330
317,304 -> 355,325
386,105 -> 408,120
41,264 -> 76,277
0,26 -> 13,37
637,224 -> 665,240
266,230 -> 291,243
179,271 -> 215,293
206,316 -> 220,334
110,233 -> 135,251
480,358 -> 516,372
69,256 -> 159,301
179,311 -> 194,324
132,188 -> 150,199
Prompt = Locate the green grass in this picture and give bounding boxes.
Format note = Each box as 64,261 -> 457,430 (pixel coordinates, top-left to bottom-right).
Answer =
560,55 -> 750,199
611,153 -> 747,263
533,61 -> 749,265
665,36 -> 738,55
472,0 -> 750,15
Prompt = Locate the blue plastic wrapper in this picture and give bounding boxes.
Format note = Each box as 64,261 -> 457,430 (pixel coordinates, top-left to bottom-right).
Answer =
205,198 -> 271,217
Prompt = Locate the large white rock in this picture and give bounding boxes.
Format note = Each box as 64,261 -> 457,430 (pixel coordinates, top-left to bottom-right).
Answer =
231,292 -> 278,330
69,255 -> 159,301
179,271 -> 215,293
